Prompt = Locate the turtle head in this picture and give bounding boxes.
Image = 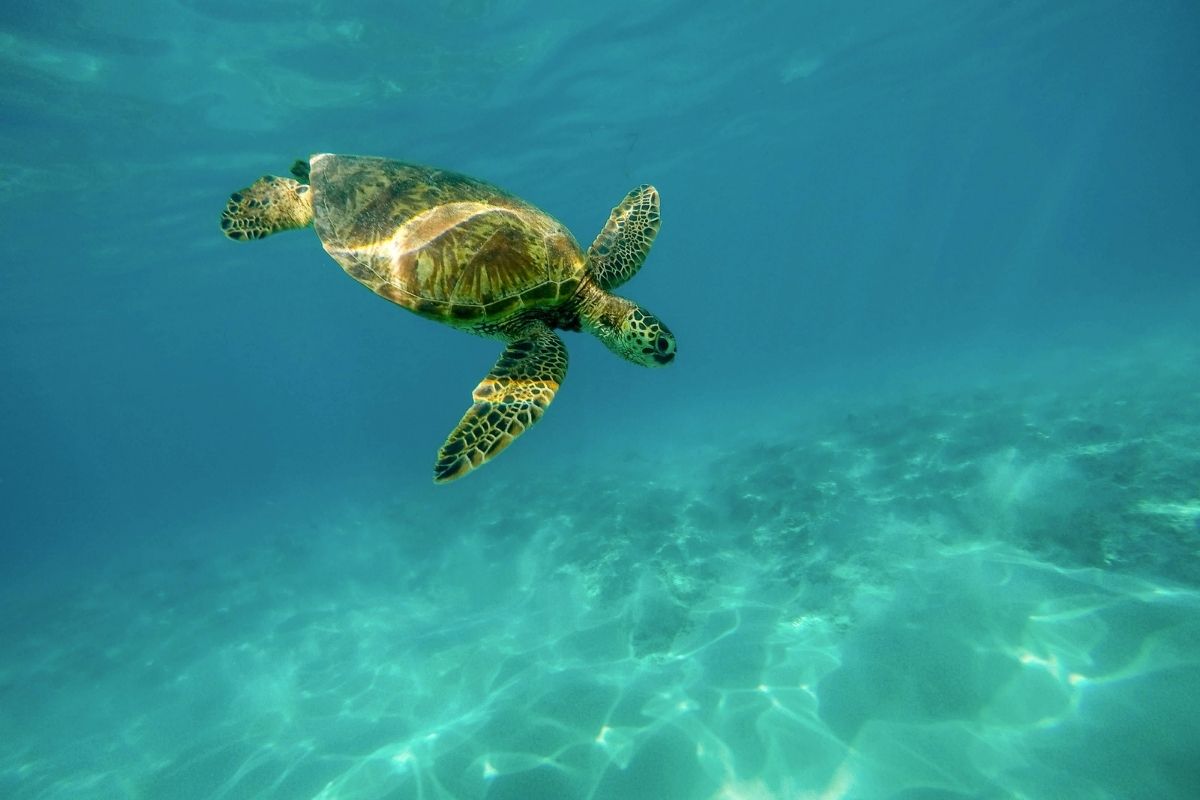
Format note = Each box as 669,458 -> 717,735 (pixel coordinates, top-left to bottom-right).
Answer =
584,293 -> 676,367
220,175 -> 313,241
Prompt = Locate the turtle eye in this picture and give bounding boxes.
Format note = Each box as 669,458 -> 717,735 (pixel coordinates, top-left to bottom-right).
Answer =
656,335 -> 671,353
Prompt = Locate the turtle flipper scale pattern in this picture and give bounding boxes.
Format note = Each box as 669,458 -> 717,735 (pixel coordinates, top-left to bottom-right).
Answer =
434,322 -> 568,482
586,184 -> 660,290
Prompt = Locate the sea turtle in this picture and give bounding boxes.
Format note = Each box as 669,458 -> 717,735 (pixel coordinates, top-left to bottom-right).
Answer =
220,153 -> 675,482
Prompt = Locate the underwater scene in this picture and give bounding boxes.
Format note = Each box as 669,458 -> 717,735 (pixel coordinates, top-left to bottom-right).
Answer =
1,2 -> 1198,798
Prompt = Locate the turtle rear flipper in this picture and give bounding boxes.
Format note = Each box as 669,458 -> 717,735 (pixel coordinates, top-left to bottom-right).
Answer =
585,184 -> 660,289
434,322 -> 567,482
220,175 -> 314,241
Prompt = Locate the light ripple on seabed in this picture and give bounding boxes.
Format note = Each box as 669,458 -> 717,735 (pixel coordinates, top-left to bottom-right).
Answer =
1,345 -> 1199,800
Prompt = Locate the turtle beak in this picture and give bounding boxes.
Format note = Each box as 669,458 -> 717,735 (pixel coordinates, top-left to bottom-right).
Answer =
650,332 -> 675,365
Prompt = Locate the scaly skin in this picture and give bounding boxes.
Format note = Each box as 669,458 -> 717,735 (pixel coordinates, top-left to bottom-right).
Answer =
219,175 -> 313,240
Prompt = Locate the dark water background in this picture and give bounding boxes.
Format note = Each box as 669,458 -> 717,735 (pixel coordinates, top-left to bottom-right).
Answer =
1,2 -> 1198,799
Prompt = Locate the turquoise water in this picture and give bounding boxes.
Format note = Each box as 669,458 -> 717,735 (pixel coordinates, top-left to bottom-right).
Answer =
2,2 -> 1199,798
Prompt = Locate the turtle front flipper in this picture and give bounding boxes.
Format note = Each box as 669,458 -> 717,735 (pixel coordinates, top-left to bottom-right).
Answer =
585,184 -> 660,290
434,322 -> 568,483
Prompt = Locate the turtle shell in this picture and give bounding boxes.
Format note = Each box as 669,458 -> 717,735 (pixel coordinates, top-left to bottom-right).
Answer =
309,154 -> 584,324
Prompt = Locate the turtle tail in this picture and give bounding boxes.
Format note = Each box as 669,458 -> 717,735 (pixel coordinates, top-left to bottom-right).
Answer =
220,175 -> 313,241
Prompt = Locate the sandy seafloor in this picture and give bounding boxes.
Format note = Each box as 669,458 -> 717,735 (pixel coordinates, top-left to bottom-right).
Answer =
2,337 -> 1197,800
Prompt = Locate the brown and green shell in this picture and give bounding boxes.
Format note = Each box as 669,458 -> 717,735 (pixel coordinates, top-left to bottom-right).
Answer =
309,154 -> 585,325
